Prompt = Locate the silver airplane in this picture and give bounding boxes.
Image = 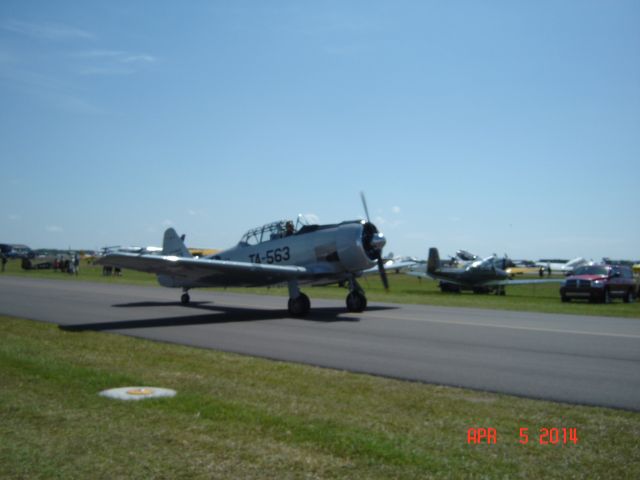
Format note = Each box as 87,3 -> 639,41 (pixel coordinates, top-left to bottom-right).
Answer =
97,197 -> 389,316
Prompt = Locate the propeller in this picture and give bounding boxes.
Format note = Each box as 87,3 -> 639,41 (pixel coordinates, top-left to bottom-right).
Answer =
360,192 -> 389,291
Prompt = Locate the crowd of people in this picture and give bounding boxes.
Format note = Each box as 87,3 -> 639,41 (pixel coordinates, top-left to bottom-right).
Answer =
52,255 -> 81,275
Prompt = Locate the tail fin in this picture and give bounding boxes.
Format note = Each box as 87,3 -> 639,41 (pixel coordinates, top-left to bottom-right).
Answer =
428,248 -> 440,273
162,228 -> 192,258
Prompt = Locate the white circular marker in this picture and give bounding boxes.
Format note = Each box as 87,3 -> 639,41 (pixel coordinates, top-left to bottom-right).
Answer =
99,386 -> 177,401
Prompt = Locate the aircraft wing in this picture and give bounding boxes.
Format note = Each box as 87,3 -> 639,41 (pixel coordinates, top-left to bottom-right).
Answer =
481,278 -> 565,287
96,252 -> 310,285
405,270 -> 471,286
405,271 -> 564,288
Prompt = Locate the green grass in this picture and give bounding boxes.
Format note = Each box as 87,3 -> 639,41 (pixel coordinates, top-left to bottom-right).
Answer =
1,315 -> 639,479
4,258 -> 640,318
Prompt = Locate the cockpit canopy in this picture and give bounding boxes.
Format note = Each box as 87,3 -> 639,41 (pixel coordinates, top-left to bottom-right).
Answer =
239,220 -> 296,246
468,255 -> 498,271
238,215 -> 321,246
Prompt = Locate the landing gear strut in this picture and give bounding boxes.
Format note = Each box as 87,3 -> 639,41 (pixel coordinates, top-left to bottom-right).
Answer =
181,288 -> 190,305
287,280 -> 310,316
346,277 -> 367,312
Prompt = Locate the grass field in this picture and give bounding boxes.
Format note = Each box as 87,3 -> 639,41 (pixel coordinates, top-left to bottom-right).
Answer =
1,315 -> 639,479
4,258 -> 639,318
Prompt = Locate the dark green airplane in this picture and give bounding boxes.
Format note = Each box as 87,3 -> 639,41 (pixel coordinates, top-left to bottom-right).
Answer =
407,248 -> 562,294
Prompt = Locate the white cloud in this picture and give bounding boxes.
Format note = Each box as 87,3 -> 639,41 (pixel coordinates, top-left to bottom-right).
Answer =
8,214 -> 20,221
75,50 -> 156,64
75,50 -> 157,76
46,225 -> 63,232
162,219 -> 174,227
2,19 -> 94,40
122,54 -> 156,64
391,206 -> 401,214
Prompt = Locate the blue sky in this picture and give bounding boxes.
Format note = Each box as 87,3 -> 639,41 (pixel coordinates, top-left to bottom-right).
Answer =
1,1 -> 638,261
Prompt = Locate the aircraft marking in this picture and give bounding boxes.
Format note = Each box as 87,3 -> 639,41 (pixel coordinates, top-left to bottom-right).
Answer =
249,246 -> 291,264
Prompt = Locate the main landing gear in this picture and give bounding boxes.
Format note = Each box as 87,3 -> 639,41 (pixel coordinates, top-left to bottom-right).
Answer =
288,293 -> 310,316
287,280 -> 310,317
345,277 -> 367,313
181,288 -> 190,305
287,277 -> 369,317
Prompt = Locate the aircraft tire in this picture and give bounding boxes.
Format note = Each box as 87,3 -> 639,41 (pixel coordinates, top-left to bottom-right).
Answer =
346,292 -> 367,312
288,293 -> 310,317
181,293 -> 190,305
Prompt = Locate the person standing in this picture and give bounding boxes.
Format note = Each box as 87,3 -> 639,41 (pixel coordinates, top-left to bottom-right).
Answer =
1,253 -> 7,272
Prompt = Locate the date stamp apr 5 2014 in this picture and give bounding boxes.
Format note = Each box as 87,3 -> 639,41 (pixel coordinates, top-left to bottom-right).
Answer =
467,427 -> 579,445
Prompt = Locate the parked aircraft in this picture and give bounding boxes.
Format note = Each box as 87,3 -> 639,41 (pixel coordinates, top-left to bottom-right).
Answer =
100,245 -> 163,255
446,249 -> 508,269
97,197 -> 390,316
455,249 -> 479,262
407,248 -> 562,294
536,257 -> 590,275
0,243 -> 34,259
362,253 -> 416,275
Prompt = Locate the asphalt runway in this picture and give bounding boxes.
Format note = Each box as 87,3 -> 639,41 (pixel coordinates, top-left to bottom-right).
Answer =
2,276 -> 639,411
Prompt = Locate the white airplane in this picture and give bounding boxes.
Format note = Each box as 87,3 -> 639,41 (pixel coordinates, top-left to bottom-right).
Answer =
536,257 -> 590,275
100,245 -> 163,255
362,253 -> 417,275
97,196 -> 390,316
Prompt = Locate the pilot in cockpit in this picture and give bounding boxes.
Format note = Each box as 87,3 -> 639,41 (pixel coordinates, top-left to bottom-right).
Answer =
285,221 -> 294,236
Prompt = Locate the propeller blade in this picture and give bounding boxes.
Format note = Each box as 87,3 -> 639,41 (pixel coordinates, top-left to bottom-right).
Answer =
378,256 -> 389,291
360,191 -> 371,223
361,192 -> 388,291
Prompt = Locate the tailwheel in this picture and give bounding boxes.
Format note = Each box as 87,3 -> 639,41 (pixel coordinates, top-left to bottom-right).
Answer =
181,292 -> 190,305
346,291 -> 367,313
288,293 -> 310,317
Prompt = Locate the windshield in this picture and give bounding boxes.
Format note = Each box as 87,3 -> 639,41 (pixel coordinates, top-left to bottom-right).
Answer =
573,265 -> 609,276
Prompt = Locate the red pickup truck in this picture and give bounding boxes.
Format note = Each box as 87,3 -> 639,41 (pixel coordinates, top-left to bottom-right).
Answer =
560,265 -> 637,303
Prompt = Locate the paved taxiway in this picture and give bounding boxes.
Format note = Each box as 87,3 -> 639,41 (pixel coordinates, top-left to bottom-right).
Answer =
1,276 -> 639,411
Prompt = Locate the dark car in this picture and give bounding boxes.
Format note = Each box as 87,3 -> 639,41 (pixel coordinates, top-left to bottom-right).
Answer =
560,264 -> 637,303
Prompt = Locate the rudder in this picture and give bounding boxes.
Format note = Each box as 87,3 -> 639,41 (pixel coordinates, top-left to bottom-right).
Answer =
428,248 -> 440,273
162,228 -> 192,258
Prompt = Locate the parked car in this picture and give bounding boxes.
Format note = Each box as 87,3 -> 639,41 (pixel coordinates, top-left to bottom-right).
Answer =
560,264 -> 637,303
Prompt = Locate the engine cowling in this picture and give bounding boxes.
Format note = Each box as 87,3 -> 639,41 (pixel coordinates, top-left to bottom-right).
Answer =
336,221 -> 385,272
